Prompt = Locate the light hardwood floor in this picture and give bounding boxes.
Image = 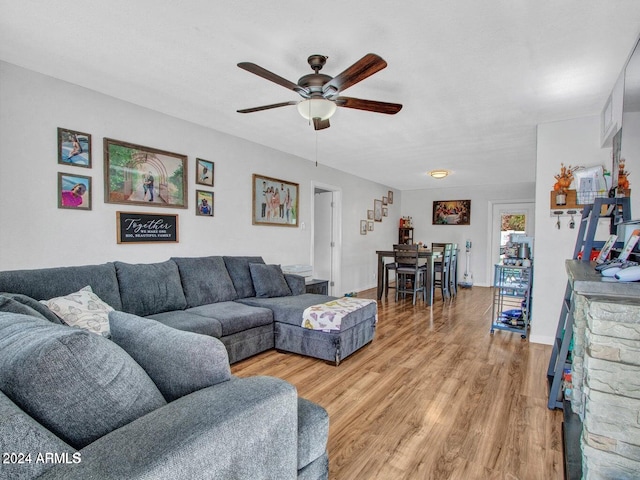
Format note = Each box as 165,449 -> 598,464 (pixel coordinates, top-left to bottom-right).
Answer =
231,286 -> 564,480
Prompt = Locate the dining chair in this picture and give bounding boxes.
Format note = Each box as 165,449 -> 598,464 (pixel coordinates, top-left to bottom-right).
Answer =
431,243 -> 453,301
393,244 -> 425,305
384,261 -> 397,298
449,243 -> 459,298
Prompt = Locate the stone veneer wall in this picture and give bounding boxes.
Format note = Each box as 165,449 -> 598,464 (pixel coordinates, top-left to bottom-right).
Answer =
571,294 -> 640,479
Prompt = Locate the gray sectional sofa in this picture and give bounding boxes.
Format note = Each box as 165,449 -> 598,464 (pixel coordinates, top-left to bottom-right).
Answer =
0,255 -> 378,478
0,255 -> 377,364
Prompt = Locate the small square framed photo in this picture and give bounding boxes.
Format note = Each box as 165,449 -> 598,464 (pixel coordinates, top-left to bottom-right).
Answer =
58,172 -> 91,210
368,221 -> 374,231
196,190 -> 214,216
382,207 -> 388,217
388,190 -> 394,204
196,158 -> 214,187
367,209 -> 374,220
382,196 -> 388,205
360,220 -> 367,235
58,128 -> 91,168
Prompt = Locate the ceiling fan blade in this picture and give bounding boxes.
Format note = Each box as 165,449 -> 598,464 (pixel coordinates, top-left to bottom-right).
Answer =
336,96 -> 402,114
322,53 -> 387,96
313,118 -> 330,130
238,62 -> 308,96
237,101 -> 297,113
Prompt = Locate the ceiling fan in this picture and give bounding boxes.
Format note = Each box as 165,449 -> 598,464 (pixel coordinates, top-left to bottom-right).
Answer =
237,53 -> 402,130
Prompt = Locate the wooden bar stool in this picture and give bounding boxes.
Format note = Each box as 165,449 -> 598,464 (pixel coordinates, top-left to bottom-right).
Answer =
431,243 -> 453,301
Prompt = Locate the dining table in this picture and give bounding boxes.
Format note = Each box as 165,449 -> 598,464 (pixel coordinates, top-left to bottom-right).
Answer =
375,249 -> 442,305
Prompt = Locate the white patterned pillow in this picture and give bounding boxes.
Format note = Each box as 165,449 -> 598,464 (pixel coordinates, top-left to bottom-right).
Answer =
41,286 -> 113,337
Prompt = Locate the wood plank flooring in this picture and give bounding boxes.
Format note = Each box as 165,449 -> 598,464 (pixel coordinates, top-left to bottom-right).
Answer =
231,286 -> 564,480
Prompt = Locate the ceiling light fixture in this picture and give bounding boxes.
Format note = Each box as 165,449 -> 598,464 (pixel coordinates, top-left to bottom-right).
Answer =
429,170 -> 449,179
297,98 -> 337,121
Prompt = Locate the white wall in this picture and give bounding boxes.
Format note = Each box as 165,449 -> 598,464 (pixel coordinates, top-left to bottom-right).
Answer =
531,115 -> 614,344
0,61 -> 398,293
402,183 -> 535,287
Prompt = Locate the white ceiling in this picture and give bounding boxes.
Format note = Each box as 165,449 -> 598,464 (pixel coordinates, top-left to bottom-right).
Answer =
1,1 -> 640,190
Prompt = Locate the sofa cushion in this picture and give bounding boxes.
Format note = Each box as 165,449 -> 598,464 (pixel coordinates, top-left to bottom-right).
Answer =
0,263 -> 123,311
40,286 -> 113,338
0,313 -> 166,449
187,301 -> 273,336
0,294 -> 52,321
249,263 -> 292,298
172,256 -> 238,307
0,292 -> 63,324
115,260 -> 187,316
223,256 -> 265,299
146,310 -> 223,338
109,311 -> 231,402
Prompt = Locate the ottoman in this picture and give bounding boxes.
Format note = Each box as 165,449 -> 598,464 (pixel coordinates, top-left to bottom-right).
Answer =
237,294 -> 377,365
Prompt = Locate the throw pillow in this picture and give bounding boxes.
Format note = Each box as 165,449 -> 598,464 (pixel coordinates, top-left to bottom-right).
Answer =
40,286 -> 113,338
0,313 -> 166,449
249,263 -> 292,298
109,311 -> 231,402
223,256 -> 265,298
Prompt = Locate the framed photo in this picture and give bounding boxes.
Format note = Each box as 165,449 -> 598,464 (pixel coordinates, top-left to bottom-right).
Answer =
252,174 -> 298,227
367,209 -> 374,220
374,199 -> 383,222
382,207 -> 388,217
116,211 -> 178,244
382,196 -> 388,205
58,128 -> 91,168
368,221 -> 374,231
58,172 -> 91,210
432,199 -> 471,225
388,190 -> 394,204
360,220 -> 367,235
196,190 -> 214,216
104,138 -> 188,209
196,158 -> 214,187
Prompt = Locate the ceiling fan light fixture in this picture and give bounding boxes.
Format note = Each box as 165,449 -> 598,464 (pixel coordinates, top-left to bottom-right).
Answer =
297,98 -> 336,121
429,170 -> 449,179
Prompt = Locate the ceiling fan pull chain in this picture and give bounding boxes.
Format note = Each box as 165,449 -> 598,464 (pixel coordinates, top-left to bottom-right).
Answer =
315,131 -> 319,167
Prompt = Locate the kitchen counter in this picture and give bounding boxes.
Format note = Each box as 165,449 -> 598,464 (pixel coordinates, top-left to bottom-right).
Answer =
566,259 -> 640,298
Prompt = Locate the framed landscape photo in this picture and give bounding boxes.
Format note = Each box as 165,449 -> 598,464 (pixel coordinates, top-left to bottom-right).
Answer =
104,138 -> 188,209
196,190 -> 214,216
196,158 -> 214,187
58,127 -> 91,168
252,173 -> 298,227
432,199 -> 471,225
58,172 -> 91,210
374,199 -> 383,222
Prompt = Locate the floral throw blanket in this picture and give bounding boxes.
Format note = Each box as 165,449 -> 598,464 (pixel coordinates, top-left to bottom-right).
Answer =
302,297 -> 377,332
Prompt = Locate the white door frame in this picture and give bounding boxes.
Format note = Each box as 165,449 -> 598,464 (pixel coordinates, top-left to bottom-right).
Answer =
487,200 -> 535,285
311,181 -> 342,296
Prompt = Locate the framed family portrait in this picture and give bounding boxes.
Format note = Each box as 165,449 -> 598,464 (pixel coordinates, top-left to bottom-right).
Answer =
196,158 -> 214,187
196,190 -> 214,216
432,199 -> 471,225
58,127 -> 91,168
58,172 -> 91,210
103,138 -> 188,209
252,174 -> 298,227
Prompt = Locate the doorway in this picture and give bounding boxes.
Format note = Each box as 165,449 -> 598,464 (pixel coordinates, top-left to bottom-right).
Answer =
489,202 -> 535,284
311,182 -> 342,296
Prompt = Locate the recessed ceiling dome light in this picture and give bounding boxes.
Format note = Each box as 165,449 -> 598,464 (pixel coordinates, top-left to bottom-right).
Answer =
429,170 -> 449,179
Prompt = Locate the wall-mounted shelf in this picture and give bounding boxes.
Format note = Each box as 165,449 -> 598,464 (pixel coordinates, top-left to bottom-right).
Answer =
549,189 -> 630,216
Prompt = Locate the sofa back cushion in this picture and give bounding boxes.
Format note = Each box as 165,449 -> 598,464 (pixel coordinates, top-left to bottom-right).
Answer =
109,311 -> 231,402
0,263 -> 123,311
223,256 -> 265,298
0,292 -> 63,324
171,256 -> 238,307
0,313 -> 166,449
115,260 -> 187,316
